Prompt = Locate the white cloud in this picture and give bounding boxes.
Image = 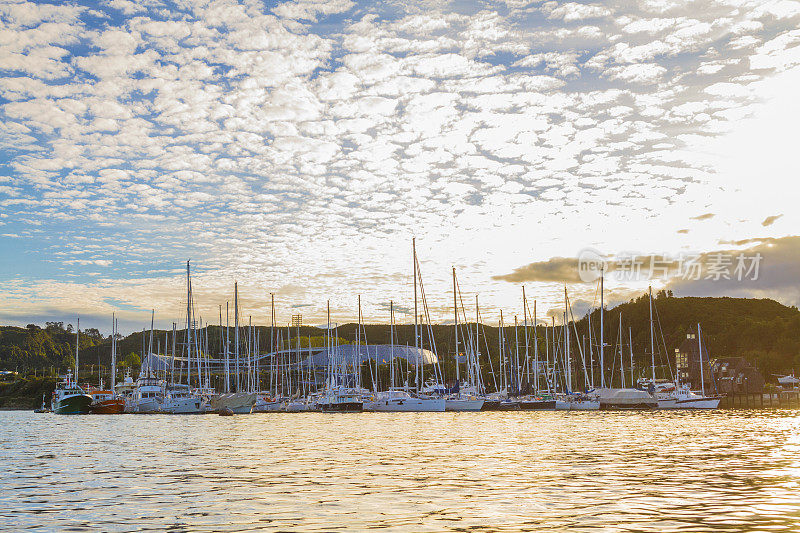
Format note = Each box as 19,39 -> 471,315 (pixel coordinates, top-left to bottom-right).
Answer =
0,0 -> 799,327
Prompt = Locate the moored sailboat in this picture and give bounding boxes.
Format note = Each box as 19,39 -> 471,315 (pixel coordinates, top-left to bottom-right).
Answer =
90,313 -> 125,414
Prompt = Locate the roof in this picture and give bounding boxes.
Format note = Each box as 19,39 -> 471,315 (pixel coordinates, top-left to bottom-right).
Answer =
300,344 -> 438,367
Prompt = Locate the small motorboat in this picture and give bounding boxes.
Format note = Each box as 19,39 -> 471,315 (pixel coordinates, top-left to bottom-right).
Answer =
34,393 -> 50,413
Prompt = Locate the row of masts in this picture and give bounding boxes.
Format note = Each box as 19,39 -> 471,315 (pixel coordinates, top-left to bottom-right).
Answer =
92,244 -> 681,398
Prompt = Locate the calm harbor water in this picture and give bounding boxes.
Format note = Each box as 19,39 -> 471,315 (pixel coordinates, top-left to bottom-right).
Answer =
2,410 -> 799,532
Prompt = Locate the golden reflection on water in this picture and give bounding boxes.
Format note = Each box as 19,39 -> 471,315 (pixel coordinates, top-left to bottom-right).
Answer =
2,410 -> 800,532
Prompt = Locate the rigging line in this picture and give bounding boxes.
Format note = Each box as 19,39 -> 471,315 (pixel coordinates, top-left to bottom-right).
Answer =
566,292 -> 591,389
652,299 -> 675,380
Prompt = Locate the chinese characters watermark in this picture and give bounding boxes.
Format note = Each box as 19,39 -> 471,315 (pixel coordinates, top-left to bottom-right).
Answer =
577,250 -> 762,283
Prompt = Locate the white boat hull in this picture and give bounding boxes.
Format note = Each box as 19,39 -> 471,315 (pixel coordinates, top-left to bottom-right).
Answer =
210,393 -> 256,414
445,398 -> 484,411
555,399 -> 600,411
283,401 -> 309,412
674,396 -> 722,409
126,397 -> 162,413
253,400 -> 283,412
657,398 -> 678,409
162,396 -> 204,414
367,397 -> 445,412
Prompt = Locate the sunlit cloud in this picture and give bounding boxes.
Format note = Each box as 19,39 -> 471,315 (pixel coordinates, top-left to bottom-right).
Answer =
1,0 -> 799,332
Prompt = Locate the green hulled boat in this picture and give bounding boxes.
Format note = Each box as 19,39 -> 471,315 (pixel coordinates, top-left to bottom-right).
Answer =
52,370 -> 92,415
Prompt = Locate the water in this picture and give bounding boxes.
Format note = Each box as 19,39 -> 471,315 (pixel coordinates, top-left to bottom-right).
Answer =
2,410 -> 799,532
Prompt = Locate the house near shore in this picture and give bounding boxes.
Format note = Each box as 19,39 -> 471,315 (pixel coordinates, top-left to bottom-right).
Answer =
675,333 -> 719,392
675,332 -> 765,394
711,357 -> 765,394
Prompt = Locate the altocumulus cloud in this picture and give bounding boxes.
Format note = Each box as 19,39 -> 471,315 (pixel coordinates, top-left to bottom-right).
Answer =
0,0 -> 799,331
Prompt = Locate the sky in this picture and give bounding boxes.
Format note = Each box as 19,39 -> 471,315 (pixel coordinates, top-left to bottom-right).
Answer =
0,0 -> 799,333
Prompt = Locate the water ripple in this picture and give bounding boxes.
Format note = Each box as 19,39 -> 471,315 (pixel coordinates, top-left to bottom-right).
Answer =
1,411 -> 799,532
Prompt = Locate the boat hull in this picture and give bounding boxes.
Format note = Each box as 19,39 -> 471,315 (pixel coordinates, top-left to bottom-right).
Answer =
126,397 -> 162,413
445,398 -> 484,411
210,393 -> 256,414
90,398 -> 125,414
162,397 -> 205,414
556,400 -> 600,411
319,401 -> 363,412
658,393 -> 722,409
283,401 -> 309,412
596,388 -> 657,410
53,394 -> 92,415
674,396 -> 722,409
519,399 -> 557,410
481,400 -> 501,411
253,401 -> 284,412
368,397 -> 445,412
599,402 -> 656,410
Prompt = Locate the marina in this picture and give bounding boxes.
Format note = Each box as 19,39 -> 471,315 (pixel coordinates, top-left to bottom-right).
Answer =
2,0 -> 799,530
40,244 -> 744,417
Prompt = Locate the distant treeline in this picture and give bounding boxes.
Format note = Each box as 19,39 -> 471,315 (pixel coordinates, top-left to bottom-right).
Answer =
2,294 -> 799,381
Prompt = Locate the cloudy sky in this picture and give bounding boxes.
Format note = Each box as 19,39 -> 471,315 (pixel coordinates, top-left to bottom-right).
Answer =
1,0 -> 799,332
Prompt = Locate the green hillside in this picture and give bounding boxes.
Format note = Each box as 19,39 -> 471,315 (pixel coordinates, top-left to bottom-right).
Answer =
2,295 -> 799,388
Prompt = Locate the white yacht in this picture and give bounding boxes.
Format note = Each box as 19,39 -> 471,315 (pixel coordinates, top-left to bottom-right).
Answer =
555,392 -> 601,410
125,371 -> 164,413
596,387 -> 657,410
647,380 -> 722,409
162,384 -> 205,414
364,390 -> 445,412
253,394 -> 284,412
444,383 -> 484,411
444,397 -> 484,411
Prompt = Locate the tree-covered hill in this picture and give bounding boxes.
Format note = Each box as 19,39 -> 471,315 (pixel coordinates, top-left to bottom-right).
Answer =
2,295 -> 799,382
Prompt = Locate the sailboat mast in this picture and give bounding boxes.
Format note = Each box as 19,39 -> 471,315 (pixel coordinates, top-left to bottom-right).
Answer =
413,237 -> 419,391
186,261 -> 192,388
270,293 -> 275,396
588,312 -> 594,388
619,312 -> 624,388
600,267 -> 604,388
234,282 -> 240,392
170,322 -> 176,385
697,323 -> 705,396
390,300 -> 395,390
629,327 -> 634,387
475,295 -> 480,391
110,313 -> 116,391
452,267 -> 459,385
326,299 -> 331,391
225,303 -> 230,392
148,309 -> 154,365
523,287 -> 530,392
499,311 -> 505,392
75,317 -> 79,382
514,315 -> 520,394
564,287 -> 570,393
533,300 -> 539,393
649,286 -> 656,385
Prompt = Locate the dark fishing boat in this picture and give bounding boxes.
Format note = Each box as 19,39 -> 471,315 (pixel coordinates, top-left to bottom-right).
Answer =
52,371 -> 92,415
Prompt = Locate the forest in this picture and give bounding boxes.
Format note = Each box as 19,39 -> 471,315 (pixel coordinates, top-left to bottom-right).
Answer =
2,294 -> 799,385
